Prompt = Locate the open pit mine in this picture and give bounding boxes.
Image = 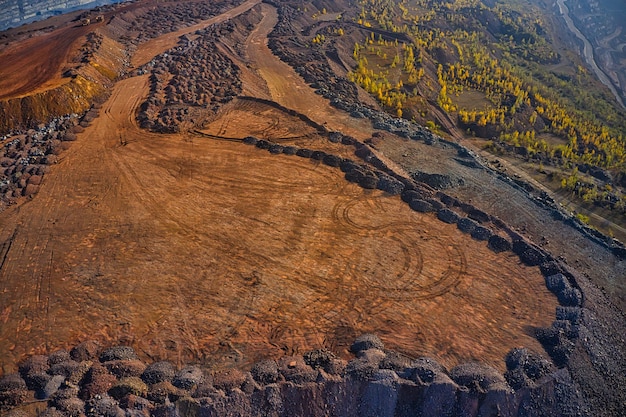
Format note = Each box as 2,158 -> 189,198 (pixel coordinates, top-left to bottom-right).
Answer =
0,0 -> 625,416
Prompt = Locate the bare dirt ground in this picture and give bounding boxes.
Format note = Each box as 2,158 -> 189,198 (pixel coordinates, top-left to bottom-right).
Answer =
0,73 -> 556,373
241,5 -> 374,140
0,2 -> 559,376
0,23 -> 93,100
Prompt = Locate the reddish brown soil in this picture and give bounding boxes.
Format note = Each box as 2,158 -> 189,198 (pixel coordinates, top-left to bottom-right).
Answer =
0,24 -> 91,99
0,1 -> 557,376
241,5 -> 373,140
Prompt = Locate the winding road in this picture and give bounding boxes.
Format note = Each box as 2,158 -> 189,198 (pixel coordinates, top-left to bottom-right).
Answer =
556,0 -> 625,108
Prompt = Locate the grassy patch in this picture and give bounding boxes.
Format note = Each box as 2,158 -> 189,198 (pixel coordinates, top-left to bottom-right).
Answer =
453,89 -> 491,111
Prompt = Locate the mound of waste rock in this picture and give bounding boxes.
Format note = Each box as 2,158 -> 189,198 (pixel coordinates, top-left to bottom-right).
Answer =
0,334 -> 590,417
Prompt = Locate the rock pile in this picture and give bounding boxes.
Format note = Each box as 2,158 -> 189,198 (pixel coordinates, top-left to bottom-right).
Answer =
112,0 -> 247,46
0,335 -> 589,417
137,21 -> 246,132
243,136 -> 407,196
0,114 -> 85,208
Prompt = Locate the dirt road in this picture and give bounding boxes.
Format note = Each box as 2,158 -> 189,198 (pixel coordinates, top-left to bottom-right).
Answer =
244,4 -> 373,140
131,0 -> 262,68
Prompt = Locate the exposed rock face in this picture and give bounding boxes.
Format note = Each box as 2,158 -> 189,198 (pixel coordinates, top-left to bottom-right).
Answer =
0,0 -> 122,31
0,337 -> 591,417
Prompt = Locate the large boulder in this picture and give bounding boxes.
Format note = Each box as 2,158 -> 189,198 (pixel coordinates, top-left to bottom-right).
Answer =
277,356 -> 317,384
457,217 -> 478,234
377,174 -> 404,195
303,349 -> 335,370
296,148 -> 313,158
49,387 -> 83,416
545,274 -> 583,307
512,240 -> 546,266
49,360 -> 80,378
18,355 -> 50,391
105,360 -> 147,379
146,381 -> 185,404
504,348 -> 554,390
85,394 -> 125,417
141,361 -> 176,385
427,199 -> 444,211
37,375 -> 66,400
100,346 -> 139,362
437,208 -> 460,224
359,175 -> 379,190
487,235 -> 512,253
119,394 -> 152,416
409,199 -> 433,213
80,364 -> 117,400
350,334 -> 384,354
250,360 -> 280,386
268,144 -> 284,154
467,208 -> 491,223
71,341 -> 101,362
379,351 -> 412,372
311,150 -> 327,161
405,358 -> 447,385
450,362 -> 509,394
172,366 -> 204,390
0,374 -> 28,408
48,350 -> 71,366
340,159 -> 360,173
535,323 -> 577,367
322,154 -> 342,167
242,136 -> 258,145
108,377 -> 148,400
211,369 -> 248,393
22,184 -> 39,197
346,354 -> 383,381
471,225 -> 492,241
255,140 -> 271,150
401,189 -> 423,203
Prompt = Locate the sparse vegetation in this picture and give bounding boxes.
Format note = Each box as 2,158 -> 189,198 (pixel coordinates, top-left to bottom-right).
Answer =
345,0 -> 626,217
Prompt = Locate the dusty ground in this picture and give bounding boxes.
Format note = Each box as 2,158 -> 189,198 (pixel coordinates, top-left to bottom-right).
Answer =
239,4 -> 374,140
0,2 -> 560,376
0,23 -> 93,100
0,76 -> 555,374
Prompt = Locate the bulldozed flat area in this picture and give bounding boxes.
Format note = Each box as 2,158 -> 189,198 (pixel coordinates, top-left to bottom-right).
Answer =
0,75 -> 555,372
0,0 -> 624,399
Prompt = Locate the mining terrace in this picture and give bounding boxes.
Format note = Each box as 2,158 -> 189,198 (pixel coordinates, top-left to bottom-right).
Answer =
0,0 -> 624,415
